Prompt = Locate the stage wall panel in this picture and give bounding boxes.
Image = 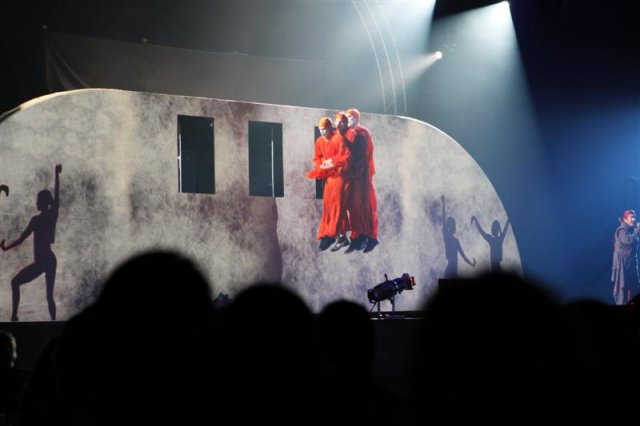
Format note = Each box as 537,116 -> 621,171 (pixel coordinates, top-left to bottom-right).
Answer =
0,89 -> 521,320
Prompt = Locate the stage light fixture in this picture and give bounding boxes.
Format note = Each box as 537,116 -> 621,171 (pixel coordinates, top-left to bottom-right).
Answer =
367,273 -> 416,314
435,50 -> 443,59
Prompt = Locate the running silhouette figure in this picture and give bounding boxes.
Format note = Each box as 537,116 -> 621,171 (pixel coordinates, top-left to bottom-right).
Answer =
1,164 -> 61,321
441,195 -> 475,278
471,216 -> 510,272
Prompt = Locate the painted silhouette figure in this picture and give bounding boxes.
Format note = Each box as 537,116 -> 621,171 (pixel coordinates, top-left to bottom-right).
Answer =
441,195 -> 475,278
1,164 -> 61,321
0,184 -> 8,299
471,216 -> 510,272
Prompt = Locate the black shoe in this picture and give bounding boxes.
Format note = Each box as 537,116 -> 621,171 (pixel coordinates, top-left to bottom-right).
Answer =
345,235 -> 367,253
319,236 -> 335,251
363,238 -> 379,253
331,235 -> 350,252
353,235 -> 368,251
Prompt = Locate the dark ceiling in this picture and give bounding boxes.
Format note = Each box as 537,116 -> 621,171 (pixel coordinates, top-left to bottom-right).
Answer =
2,0 -> 637,112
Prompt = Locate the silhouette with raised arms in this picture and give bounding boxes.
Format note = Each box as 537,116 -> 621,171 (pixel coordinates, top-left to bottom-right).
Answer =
471,215 -> 510,272
441,195 -> 475,278
1,164 -> 61,321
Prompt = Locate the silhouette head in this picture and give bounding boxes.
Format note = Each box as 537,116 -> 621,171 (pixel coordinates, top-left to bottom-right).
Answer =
97,250 -> 212,338
224,285 -> 318,426
318,300 -> 374,378
226,283 -> 315,386
491,220 -> 501,237
58,252 -> 215,426
445,216 -> 456,234
411,272 -> 567,425
36,190 -> 53,211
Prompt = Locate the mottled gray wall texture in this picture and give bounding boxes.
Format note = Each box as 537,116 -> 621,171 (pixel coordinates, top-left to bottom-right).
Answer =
0,89 -> 521,321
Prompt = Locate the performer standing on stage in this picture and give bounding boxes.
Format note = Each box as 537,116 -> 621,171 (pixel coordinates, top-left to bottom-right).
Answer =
611,209 -> 640,305
307,117 -> 351,251
342,108 -> 378,253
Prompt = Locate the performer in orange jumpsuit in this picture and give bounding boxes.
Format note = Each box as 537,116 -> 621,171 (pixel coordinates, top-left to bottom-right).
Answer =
344,108 -> 379,253
307,117 -> 351,251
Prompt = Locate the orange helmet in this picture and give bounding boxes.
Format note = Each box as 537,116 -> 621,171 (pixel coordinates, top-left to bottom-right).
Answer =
318,117 -> 333,129
346,108 -> 361,121
335,111 -> 348,123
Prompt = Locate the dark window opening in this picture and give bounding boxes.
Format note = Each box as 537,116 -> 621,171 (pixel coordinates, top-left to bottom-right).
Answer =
248,121 -> 284,197
177,115 -> 215,194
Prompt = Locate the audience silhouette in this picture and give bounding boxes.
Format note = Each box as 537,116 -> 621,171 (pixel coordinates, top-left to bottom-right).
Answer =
561,299 -> 640,424
19,251 -> 215,426
10,250 -> 640,425
316,300 -> 402,425
409,272 -> 573,425
219,283 -> 319,424
0,329 -> 30,426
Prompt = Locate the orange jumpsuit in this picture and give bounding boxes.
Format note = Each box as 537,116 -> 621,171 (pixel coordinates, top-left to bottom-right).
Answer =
307,131 -> 351,240
345,126 -> 378,240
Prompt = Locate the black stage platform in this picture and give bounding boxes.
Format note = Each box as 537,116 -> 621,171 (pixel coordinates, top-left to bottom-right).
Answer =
1,315 -> 422,396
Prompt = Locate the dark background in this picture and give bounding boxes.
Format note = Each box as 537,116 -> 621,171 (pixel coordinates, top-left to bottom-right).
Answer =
1,0 -> 639,303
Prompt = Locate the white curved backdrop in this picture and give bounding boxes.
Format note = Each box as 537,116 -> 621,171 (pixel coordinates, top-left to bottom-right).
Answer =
0,89 -> 521,320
